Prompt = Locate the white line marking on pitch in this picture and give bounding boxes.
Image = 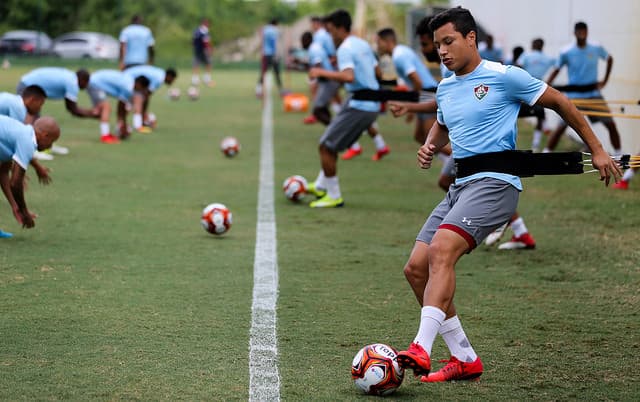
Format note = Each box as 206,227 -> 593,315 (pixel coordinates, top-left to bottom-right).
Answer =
249,75 -> 280,402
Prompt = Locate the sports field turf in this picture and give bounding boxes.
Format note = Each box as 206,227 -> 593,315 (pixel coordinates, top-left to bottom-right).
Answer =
1,66 -> 638,400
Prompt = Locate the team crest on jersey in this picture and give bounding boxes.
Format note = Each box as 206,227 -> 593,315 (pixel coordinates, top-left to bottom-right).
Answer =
474,84 -> 489,100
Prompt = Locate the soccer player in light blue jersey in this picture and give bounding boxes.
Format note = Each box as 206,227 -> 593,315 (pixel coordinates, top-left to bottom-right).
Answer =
545,22 -> 621,154
395,7 -> 620,384
307,9 -> 382,208
256,19 -> 285,97
122,66 -> 177,134
87,70 -> 151,143
119,15 -> 155,70
301,31 -> 339,125
0,116 -> 60,237
478,34 -> 503,63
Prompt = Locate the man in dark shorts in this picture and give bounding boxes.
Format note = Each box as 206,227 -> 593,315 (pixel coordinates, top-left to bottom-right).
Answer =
192,18 -> 214,87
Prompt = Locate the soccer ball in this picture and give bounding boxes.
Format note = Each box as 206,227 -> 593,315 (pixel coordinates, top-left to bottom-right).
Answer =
187,86 -> 199,100
282,175 -> 307,201
220,136 -> 240,157
351,343 -> 404,396
201,203 -> 232,235
168,87 -> 181,100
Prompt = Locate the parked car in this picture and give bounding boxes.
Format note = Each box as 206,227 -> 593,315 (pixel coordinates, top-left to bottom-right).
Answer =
0,30 -> 53,55
53,32 -> 119,60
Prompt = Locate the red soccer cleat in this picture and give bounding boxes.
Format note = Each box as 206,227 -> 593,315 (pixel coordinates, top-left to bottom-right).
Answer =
421,356 -> 483,383
341,147 -> 362,160
396,342 -> 431,377
303,115 -> 317,124
100,134 -> 121,144
612,180 -> 629,190
372,145 -> 390,161
498,233 -> 536,250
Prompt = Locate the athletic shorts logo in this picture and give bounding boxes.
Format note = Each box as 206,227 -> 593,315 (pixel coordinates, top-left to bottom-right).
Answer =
474,84 -> 489,101
462,217 -> 472,226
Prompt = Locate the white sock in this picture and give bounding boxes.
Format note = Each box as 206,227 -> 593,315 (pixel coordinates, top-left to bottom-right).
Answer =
314,170 -> 327,190
439,316 -> 478,363
542,147 -> 550,153
510,216 -> 528,237
622,169 -> 635,182
372,134 -> 386,150
613,148 -> 622,156
192,75 -> 200,86
100,122 -> 110,136
331,102 -> 342,114
133,114 -> 143,129
324,176 -> 341,200
203,73 -> 212,84
413,306 -> 446,355
350,141 -> 362,151
532,130 -> 542,151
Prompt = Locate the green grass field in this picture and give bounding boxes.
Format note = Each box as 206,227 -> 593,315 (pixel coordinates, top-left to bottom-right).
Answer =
0,66 -> 639,401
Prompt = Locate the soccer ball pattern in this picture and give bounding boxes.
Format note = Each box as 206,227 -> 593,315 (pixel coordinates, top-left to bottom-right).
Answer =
351,343 -> 404,396
201,203 -> 232,235
187,86 -> 200,100
168,87 -> 181,100
220,136 -> 240,157
282,175 -> 308,201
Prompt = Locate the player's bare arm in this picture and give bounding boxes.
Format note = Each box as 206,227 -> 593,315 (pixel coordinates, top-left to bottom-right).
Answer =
389,99 -> 437,117
309,67 -> 354,83
65,99 -> 99,118
30,159 -> 51,185
418,122 -> 449,169
9,163 -> 34,228
536,86 -> 622,184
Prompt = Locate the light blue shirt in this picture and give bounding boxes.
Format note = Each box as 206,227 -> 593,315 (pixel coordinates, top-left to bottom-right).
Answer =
479,47 -> 503,62
0,93 -> 27,122
337,35 -> 380,112
308,42 -> 333,71
20,67 -> 79,101
556,42 -> 608,98
517,50 -> 555,80
391,44 -> 438,90
0,115 -> 36,169
436,61 -> 547,190
123,65 -> 165,91
119,24 -> 155,66
262,25 -> 279,56
89,70 -> 135,102
313,27 -> 335,57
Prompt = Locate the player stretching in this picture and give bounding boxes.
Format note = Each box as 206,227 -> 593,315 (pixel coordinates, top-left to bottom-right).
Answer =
395,7 -> 620,383
307,9 -> 381,208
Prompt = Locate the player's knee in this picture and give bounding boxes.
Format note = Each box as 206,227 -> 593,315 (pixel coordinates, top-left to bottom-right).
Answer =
404,258 -> 427,285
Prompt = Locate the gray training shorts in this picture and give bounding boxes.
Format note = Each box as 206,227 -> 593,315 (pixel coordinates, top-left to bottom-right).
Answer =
314,80 -> 341,108
319,106 -> 378,152
87,85 -> 108,106
416,177 -> 519,250
417,90 -> 437,122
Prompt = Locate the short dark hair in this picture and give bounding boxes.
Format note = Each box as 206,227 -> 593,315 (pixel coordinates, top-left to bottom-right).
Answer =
301,31 -> 313,49
270,18 -> 278,25
76,69 -> 90,82
377,28 -> 396,41
22,85 -> 46,99
132,15 -> 142,24
415,16 -> 433,37
165,68 -> 177,79
311,16 -> 322,23
532,38 -> 544,50
575,21 -> 587,31
135,76 -> 150,88
429,6 -> 477,38
325,9 -> 351,32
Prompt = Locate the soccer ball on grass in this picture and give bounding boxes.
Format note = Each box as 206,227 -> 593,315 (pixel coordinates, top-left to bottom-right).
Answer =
201,203 -> 232,235
351,343 -> 404,396
282,175 -> 308,201
220,136 -> 240,157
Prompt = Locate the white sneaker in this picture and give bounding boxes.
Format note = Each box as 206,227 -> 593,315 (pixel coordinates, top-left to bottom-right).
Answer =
485,221 -> 509,246
50,144 -> 69,155
255,84 -> 263,98
33,151 -> 54,161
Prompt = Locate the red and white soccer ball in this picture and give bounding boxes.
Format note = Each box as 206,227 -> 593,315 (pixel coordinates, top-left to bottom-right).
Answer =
187,86 -> 199,100
201,203 -> 232,235
168,87 -> 181,100
282,175 -> 307,201
220,136 -> 240,157
351,343 -> 404,396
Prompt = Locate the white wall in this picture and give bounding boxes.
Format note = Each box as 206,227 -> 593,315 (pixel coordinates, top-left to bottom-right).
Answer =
451,0 -> 640,153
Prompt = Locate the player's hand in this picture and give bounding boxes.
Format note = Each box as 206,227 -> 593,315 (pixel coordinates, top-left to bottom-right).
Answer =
591,149 -> 622,186
20,210 -> 35,228
418,143 -> 437,169
388,101 -> 409,117
12,206 -> 23,225
35,165 -> 52,185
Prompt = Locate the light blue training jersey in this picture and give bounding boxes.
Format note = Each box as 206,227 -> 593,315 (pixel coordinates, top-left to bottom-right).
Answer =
0,93 -> 27,122
556,41 -> 608,98
119,24 -> 155,66
436,60 -> 547,190
313,27 -> 336,57
0,115 -> 36,169
337,35 -> 380,113
262,24 -> 279,56
89,70 -> 135,102
479,47 -> 503,63
20,67 -> 79,101
517,50 -> 555,80
123,65 -> 165,91
391,44 -> 438,90
308,42 -> 333,71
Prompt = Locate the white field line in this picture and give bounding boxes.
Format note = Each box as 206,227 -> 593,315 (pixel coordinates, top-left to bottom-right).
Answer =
249,76 -> 280,401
